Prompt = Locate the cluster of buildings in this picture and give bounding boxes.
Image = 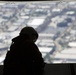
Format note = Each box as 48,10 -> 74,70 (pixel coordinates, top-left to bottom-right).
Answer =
0,1 -> 76,64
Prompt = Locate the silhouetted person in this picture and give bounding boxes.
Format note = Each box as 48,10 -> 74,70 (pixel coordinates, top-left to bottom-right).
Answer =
3,26 -> 45,75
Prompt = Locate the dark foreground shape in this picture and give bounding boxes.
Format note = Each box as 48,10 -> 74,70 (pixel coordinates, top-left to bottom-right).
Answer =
3,27 -> 45,75
1,64 -> 76,75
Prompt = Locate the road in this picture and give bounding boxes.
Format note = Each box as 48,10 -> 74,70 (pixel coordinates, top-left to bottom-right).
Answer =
52,21 -> 76,61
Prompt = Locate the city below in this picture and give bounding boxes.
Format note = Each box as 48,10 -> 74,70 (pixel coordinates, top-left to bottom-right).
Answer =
0,1 -> 76,64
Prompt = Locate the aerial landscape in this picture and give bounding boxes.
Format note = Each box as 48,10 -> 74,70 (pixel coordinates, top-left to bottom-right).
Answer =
0,1 -> 76,64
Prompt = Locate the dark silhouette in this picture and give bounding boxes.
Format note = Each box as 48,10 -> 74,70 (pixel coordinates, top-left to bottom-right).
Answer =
3,27 -> 45,75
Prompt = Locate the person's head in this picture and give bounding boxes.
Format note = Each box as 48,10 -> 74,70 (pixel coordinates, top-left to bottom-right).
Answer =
19,26 -> 38,42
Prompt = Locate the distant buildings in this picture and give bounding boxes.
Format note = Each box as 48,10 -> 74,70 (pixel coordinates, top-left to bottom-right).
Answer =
0,2 -> 76,63
27,18 -> 45,28
68,42 -> 76,47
